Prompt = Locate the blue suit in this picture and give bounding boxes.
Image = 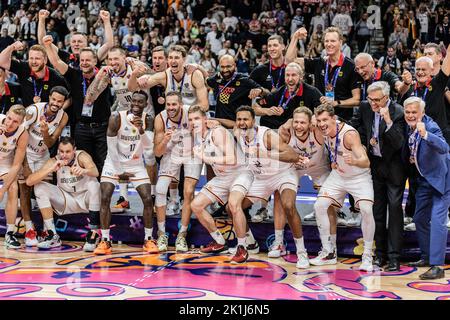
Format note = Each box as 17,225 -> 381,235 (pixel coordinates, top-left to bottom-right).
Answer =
402,115 -> 450,265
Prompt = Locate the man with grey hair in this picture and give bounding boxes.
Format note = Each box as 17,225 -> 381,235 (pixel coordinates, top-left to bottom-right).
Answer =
354,53 -> 411,101
401,96 -> 450,280
350,81 -> 406,271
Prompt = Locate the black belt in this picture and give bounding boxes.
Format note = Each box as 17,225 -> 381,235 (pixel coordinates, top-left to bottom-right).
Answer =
78,121 -> 108,128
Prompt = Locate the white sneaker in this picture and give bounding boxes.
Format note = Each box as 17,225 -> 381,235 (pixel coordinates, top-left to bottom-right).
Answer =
303,212 -> 316,221
25,229 -> 39,247
296,251 -> 310,269
167,200 -> 180,216
83,230 -> 99,252
346,213 -> 361,226
157,231 -> 168,252
405,222 -> 416,231
228,241 -> 260,254
310,249 -> 337,266
404,217 -> 413,225
175,232 -> 188,252
37,231 -> 62,249
267,242 -> 287,258
359,253 -> 374,272
5,232 -> 21,249
251,207 -> 268,223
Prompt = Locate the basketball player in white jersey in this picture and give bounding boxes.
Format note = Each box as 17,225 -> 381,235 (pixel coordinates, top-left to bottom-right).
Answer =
0,105 -> 29,249
270,107 -> 338,259
153,92 -> 202,252
312,103 -> 375,272
94,91 -> 155,255
188,105 -> 254,262
84,47 -> 157,211
25,137 -> 101,251
229,106 -> 310,266
127,45 -> 209,111
19,86 -> 69,247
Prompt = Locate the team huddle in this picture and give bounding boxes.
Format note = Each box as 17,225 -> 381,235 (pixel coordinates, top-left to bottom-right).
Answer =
1,15 -> 449,277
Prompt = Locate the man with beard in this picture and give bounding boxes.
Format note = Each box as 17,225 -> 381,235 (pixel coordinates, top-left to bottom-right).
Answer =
311,104 -> 375,272
128,45 -> 208,111
82,46 -> 156,211
152,92 -> 202,253
37,9 -> 113,68
0,105 -> 28,249
42,35 -> 110,179
20,86 -> 69,247
94,91 -> 155,255
188,106 -> 254,263
26,137 -> 101,252
0,42 -> 68,107
354,53 -> 411,101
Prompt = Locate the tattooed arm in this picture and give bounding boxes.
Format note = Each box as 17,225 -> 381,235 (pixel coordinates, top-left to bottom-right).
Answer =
84,66 -> 111,105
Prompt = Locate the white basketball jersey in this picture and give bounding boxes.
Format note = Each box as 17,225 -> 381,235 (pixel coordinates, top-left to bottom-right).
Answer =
288,128 -> 329,171
324,121 -> 370,178
0,114 -> 25,166
238,125 -> 292,176
25,103 -> 64,159
164,69 -> 197,106
115,111 -> 147,166
159,104 -> 193,162
57,150 -> 97,193
110,64 -> 155,117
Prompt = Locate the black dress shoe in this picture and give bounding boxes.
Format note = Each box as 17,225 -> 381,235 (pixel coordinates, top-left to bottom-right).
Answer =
385,259 -> 400,272
374,256 -> 387,267
408,259 -> 430,267
419,266 -> 445,280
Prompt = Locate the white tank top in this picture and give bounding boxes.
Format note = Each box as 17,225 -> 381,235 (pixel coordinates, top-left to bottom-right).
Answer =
0,114 -> 26,165
115,110 -> 147,166
57,150 -> 97,193
110,64 -> 155,117
164,69 -> 197,106
288,128 -> 329,172
158,104 -> 193,162
199,127 -> 245,175
324,121 -> 370,178
238,125 -> 292,176
25,103 -> 64,159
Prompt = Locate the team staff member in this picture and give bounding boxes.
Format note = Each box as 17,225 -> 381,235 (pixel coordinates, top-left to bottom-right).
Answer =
287,27 -> 361,121
207,54 -> 266,124
250,35 -> 288,92
0,42 -> 68,108
0,67 -> 22,114
42,35 -> 111,175
254,62 -> 322,128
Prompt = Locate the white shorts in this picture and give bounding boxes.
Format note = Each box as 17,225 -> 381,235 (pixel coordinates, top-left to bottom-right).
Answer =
246,168 -> 299,203
201,170 -> 254,205
101,159 -> 150,188
19,154 -> 51,183
143,131 -> 156,166
158,155 -> 202,181
318,170 -> 374,209
296,166 -> 331,190
34,181 -> 101,215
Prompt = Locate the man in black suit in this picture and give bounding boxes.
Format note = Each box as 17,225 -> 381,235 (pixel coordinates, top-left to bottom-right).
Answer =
351,81 -> 407,271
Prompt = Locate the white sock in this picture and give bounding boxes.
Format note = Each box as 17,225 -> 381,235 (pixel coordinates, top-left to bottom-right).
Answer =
101,229 -> 110,240
44,219 -> 56,233
363,241 -> 373,255
179,225 -> 188,234
169,188 -> 178,202
210,230 -> 225,245
320,234 -> 332,252
25,220 -> 33,232
237,237 -> 246,247
7,224 -> 15,233
144,227 -> 153,240
331,234 -> 337,249
294,237 -> 305,253
119,183 -> 128,199
157,221 -> 165,233
246,229 -> 256,244
151,185 -> 156,196
274,229 -> 284,244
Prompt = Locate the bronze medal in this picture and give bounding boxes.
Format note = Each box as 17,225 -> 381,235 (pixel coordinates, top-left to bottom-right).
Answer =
33,96 -> 41,103
370,137 -> 378,146
331,162 -> 338,170
158,97 -> 165,104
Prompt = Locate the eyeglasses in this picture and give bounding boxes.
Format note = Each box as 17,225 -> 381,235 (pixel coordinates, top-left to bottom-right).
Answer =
367,95 -> 387,104
354,62 -> 371,72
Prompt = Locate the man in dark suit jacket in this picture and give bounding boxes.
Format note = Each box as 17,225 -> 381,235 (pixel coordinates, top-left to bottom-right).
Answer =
402,96 -> 450,280
351,81 -> 407,271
